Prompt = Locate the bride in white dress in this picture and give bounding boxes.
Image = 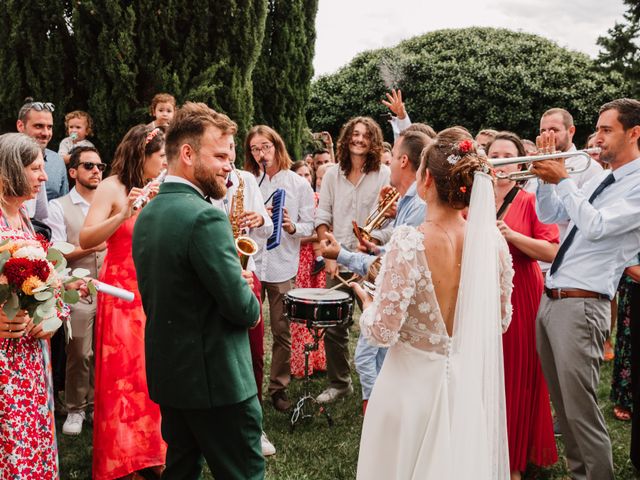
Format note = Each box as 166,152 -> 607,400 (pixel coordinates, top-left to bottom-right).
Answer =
354,127 -> 514,480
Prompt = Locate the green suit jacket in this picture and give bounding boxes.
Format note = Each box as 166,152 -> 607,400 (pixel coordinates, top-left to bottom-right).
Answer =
132,181 -> 260,409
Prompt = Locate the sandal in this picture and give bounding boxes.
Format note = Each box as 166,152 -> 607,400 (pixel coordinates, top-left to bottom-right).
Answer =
613,405 -> 631,421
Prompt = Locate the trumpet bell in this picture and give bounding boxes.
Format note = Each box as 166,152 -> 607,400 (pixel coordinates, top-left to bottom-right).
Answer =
490,148 -> 600,181
236,236 -> 258,269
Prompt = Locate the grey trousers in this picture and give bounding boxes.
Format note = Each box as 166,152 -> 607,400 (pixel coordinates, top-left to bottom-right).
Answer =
536,294 -> 614,480
65,298 -> 96,413
261,278 -> 295,397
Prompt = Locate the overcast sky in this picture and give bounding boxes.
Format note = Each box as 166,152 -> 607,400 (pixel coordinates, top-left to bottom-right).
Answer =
314,0 -> 628,77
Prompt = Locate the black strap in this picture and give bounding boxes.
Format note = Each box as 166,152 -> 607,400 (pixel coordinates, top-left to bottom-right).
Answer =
496,186 -> 520,220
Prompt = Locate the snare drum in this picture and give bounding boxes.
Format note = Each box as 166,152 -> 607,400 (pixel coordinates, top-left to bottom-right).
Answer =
283,288 -> 353,328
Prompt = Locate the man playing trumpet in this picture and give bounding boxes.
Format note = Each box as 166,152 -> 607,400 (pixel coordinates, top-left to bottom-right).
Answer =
531,99 -> 640,480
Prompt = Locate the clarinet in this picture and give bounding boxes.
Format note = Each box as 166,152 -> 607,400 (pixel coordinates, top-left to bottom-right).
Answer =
132,169 -> 168,211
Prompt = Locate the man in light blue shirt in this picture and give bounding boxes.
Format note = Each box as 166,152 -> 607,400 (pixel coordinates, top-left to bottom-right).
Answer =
532,98 -> 640,480
321,130 -> 430,413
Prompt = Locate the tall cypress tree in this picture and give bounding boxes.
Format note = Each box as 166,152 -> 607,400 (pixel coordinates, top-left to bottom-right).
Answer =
252,0 -> 319,159
0,0 -> 75,140
73,0 -> 139,159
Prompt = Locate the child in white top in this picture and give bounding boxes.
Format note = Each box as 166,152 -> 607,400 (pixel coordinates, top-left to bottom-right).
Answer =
58,110 -> 95,164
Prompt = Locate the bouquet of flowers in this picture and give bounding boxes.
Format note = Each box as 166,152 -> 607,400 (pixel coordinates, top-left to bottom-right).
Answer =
0,236 -> 93,338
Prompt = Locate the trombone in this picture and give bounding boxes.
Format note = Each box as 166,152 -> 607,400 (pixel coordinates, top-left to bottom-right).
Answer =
489,148 -> 601,181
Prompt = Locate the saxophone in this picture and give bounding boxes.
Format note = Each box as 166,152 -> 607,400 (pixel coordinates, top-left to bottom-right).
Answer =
229,171 -> 258,269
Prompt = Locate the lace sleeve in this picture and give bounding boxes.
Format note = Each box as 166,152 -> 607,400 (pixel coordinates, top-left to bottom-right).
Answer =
359,226 -> 422,347
497,232 -> 514,332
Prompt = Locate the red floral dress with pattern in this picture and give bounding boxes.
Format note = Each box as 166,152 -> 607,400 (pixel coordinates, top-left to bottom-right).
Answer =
290,192 -> 327,378
0,214 -> 58,479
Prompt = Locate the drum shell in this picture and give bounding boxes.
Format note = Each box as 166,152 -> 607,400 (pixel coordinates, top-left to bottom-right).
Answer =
283,289 -> 353,328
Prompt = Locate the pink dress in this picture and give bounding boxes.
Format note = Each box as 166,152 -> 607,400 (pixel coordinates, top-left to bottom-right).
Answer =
93,216 -> 166,479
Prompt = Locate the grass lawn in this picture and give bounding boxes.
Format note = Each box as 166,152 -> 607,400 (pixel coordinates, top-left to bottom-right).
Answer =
59,310 -> 637,479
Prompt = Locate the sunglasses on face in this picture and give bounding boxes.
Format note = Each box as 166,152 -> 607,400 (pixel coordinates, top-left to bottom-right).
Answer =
28,102 -> 55,112
78,162 -> 106,171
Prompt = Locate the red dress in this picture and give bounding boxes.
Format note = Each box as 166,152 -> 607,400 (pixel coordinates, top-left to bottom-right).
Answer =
93,216 -> 166,479
502,190 -> 559,471
290,193 -> 327,378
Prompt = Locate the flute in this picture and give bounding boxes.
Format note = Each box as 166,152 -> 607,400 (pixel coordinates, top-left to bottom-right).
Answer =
132,169 -> 168,211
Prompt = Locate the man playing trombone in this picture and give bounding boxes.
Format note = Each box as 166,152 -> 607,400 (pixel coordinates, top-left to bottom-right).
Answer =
530,98 -> 640,480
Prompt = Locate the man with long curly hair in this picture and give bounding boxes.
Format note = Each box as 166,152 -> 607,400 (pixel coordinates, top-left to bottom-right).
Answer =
315,116 -> 391,404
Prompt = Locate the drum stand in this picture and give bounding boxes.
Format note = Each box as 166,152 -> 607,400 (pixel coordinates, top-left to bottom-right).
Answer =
290,324 -> 333,431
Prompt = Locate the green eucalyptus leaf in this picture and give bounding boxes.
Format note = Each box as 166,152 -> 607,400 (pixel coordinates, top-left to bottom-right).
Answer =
71,268 -> 90,278
87,282 -> 98,297
51,242 -> 75,255
63,289 -> 80,305
34,291 -> 53,301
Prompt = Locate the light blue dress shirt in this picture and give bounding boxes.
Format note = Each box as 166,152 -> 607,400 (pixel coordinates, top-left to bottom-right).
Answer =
536,157 -> 640,299
44,148 -> 69,201
336,181 -> 426,276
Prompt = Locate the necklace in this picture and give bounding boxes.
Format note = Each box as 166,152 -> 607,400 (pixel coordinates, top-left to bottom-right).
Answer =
424,220 -> 461,267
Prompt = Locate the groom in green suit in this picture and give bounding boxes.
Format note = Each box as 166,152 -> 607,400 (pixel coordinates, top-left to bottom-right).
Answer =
133,102 -> 264,480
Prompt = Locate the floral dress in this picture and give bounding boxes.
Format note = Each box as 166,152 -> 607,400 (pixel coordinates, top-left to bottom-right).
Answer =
290,192 -> 327,378
610,253 -> 640,412
0,211 -> 58,479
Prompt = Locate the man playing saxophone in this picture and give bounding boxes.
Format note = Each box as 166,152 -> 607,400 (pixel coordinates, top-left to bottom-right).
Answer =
209,143 -> 276,457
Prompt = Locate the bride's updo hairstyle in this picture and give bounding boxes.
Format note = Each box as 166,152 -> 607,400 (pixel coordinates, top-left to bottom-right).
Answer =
419,127 -> 491,209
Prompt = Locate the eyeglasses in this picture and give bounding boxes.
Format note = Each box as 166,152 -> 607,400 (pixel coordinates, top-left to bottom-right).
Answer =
79,162 -> 106,171
27,102 -> 55,112
249,143 -> 274,155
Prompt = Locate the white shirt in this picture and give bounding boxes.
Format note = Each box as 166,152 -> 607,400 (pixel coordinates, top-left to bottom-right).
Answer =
45,187 -> 91,243
254,169 -> 315,283
163,175 -> 205,196
315,163 -> 392,253
536,157 -> 640,299
532,144 -> 603,271
211,169 -> 274,272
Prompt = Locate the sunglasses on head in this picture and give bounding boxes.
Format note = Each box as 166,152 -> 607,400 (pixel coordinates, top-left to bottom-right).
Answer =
78,162 -> 106,171
28,102 -> 55,112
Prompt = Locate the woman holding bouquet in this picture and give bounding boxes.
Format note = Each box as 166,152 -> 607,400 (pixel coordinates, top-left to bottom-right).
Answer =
80,125 -> 167,480
0,133 -> 60,478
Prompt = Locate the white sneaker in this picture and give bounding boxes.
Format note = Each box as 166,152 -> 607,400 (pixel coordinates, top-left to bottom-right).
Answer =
62,411 -> 85,436
261,431 -> 276,457
316,384 -> 354,404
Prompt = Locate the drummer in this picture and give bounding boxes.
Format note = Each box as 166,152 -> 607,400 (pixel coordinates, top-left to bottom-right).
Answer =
321,130 -> 430,414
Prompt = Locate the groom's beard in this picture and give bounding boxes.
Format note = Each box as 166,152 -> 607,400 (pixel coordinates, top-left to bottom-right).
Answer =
194,157 -> 226,200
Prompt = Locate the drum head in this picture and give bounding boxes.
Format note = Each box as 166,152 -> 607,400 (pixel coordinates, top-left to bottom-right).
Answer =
287,288 -> 350,302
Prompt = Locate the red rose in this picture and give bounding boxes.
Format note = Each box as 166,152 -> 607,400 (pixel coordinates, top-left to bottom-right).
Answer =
458,139 -> 473,154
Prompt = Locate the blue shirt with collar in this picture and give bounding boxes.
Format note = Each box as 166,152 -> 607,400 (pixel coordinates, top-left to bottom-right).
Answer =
336,181 -> 426,276
536,157 -> 640,299
44,148 -> 69,201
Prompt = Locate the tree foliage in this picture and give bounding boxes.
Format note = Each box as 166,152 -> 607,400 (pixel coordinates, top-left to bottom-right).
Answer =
309,28 -> 625,145
252,0 -> 319,159
597,0 -> 640,98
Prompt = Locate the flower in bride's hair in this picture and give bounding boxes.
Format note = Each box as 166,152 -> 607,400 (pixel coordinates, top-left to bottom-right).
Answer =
460,186 -> 467,193
458,139 -> 473,154
447,153 -> 461,165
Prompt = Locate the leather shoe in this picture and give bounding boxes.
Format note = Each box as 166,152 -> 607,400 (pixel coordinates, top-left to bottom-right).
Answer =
311,258 -> 325,276
271,391 -> 291,412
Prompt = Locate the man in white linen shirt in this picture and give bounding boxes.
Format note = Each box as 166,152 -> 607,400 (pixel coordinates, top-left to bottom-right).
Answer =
243,125 -> 315,413
45,146 -> 107,436
531,98 -> 640,480
315,116 -> 391,404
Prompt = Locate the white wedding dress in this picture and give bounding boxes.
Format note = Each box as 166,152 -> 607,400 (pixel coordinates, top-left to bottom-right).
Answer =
357,172 -> 514,480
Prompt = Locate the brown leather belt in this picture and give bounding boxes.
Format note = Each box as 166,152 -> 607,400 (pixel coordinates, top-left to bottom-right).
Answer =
544,287 -> 609,301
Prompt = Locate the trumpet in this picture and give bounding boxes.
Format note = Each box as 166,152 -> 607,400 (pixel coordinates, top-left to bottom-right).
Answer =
489,148 -> 600,181
352,188 -> 400,244
132,169 -> 168,211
